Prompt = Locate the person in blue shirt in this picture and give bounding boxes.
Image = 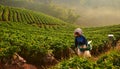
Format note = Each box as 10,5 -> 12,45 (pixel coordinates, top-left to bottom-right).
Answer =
74,28 -> 91,57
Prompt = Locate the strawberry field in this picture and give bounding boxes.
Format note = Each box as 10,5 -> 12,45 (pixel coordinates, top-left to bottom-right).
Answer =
0,5 -> 120,68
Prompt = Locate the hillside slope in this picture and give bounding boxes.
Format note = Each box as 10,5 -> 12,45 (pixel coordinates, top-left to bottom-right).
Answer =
0,5 -> 66,26
0,5 -> 76,67
0,5 -> 120,69
0,0 -> 79,23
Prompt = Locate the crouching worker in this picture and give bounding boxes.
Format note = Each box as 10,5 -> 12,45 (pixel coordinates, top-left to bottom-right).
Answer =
74,28 -> 91,58
108,34 -> 116,48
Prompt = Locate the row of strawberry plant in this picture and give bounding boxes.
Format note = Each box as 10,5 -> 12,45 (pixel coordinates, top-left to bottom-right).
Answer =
0,5 -> 66,27
0,21 -> 120,65
0,21 -> 74,63
53,49 -> 120,69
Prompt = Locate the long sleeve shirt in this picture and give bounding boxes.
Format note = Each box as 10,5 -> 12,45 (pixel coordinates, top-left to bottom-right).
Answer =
75,35 -> 88,47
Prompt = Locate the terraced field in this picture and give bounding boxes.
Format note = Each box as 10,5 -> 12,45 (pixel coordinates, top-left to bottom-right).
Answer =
0,5 -> 120,68
0,5 -> 66,28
